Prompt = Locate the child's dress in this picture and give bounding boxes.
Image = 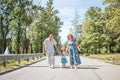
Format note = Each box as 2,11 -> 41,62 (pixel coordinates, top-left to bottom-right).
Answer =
61,52 -> 67,63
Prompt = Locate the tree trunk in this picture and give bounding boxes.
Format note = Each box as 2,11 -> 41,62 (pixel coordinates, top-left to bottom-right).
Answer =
30,44 -> 33,53
17,23 -> 21,54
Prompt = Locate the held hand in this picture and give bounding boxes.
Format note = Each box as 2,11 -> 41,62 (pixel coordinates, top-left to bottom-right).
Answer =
65,51 -> 68,54
56,49 -> 60,53
57,50 -> 61,55
65,49 -> 68,53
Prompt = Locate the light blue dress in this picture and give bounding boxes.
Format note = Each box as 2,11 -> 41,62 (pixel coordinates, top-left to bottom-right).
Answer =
68,39 -> 81,65
61,52 -> 67,63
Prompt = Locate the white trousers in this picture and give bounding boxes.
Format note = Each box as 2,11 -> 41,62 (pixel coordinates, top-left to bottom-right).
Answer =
46,51 -> 55,66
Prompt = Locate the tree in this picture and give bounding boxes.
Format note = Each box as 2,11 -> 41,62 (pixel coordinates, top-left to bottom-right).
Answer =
0,0 -> 16,53
71,10 -> 81,40
9,0 -> 34,54
28,0 -> 62,53
79,0 -> 120,54
80,7 -> 110,54
0,0 -> 63,54
103,2 -> 120,52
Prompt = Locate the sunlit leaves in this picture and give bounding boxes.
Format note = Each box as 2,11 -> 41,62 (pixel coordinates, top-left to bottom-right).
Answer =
79,0 -> 120,53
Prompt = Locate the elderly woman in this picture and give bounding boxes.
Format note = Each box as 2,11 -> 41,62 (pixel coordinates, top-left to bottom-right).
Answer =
66,34 -> 81,69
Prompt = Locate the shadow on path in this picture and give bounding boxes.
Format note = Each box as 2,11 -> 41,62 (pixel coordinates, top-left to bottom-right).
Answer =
27,65 -> 100,70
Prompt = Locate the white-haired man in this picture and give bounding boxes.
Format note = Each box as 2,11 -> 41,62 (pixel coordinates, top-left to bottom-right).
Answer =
43,34 -> 58,68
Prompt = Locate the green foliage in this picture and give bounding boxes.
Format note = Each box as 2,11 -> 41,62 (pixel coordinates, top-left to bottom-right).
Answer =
28,0 -> 62,53
0,0 -> 62,54
76,0 -> 120,54
103,0 -> 120,8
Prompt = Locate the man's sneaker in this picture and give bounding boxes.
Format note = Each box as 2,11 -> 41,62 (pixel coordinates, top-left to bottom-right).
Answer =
51,65 -> 55,69
70,66 -> 74,69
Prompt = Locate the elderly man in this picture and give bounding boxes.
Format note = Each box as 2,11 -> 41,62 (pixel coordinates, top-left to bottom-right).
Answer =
43,34 -> 58,68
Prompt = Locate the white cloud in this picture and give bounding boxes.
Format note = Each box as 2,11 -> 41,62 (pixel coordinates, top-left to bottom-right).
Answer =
54,0 -> 80,8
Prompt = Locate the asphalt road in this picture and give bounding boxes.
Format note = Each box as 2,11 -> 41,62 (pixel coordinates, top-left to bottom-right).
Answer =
0,56 -> 120,80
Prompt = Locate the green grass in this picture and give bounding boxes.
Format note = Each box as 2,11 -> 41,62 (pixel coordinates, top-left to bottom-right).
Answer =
0,57 -> 45,72
85,53 -> 120,65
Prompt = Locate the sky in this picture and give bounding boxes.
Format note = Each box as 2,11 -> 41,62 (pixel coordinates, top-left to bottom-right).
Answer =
34,0 -> 105,44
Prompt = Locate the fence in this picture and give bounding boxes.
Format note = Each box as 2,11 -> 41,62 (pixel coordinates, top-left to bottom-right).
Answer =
0,53 -> 43,67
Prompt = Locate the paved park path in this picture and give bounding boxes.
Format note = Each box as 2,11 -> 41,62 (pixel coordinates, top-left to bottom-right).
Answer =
0,56 -> 120,80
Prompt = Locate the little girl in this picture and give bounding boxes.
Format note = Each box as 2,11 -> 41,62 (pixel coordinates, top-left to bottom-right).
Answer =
60,47 -> 67,68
